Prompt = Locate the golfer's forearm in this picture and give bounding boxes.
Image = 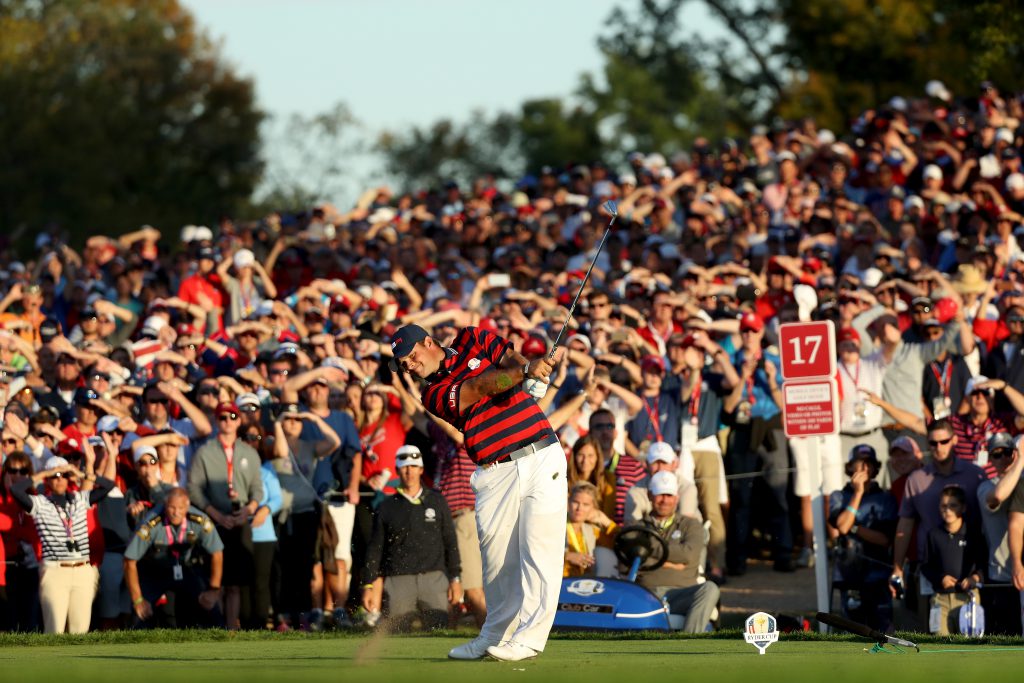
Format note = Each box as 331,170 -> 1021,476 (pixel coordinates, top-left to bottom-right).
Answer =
466,366 -> 526,397
1009,514 -> 1024,570
893,517 -> 915,568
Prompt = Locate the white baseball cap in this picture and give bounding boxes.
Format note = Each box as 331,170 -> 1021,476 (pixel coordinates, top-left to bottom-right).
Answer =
233,249 -> 255,269
923,164 -> 943,180
133,445 -> 158,464
648,470 -> 679,497
44,456 -> 69,470
646,441 -> 677,465
395,445 -> 423,469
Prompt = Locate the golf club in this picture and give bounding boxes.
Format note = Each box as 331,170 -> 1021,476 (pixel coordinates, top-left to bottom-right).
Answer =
816,612 -> 919,651
548,200 -> 619,359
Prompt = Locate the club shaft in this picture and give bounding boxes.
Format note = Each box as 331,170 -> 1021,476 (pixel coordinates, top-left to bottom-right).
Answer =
549,215 -> 616,357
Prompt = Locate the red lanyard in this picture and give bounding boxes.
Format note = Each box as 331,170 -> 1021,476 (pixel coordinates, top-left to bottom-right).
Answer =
53,499 -> 75,542
745,352 -> 761,406
689,374 -> 702,424
220,439 -> 236,499
643,395 -> 663,442
841,360 -> 861,389
930,359 -> 951,398
164,519 -> 187,562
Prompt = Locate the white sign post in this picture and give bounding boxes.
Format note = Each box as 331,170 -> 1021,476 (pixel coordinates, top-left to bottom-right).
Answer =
779,321 -> 839,633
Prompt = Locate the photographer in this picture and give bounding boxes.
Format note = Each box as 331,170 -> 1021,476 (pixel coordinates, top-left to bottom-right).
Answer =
829,445 -> 898,632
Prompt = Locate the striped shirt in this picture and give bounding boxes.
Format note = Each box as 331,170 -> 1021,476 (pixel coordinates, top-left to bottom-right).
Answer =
604,451 -> 646,524
949,413 -> 1006,480
430,422 -> 475,514
29,491 -> 91,563
422,327 -> 556,465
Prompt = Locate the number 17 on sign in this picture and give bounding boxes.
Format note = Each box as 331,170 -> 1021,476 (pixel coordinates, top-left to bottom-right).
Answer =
779,321 -> 836,380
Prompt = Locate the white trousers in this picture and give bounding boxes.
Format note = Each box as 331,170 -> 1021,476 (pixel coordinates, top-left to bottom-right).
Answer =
471,442 -> 568,652
39,562 -> 98,634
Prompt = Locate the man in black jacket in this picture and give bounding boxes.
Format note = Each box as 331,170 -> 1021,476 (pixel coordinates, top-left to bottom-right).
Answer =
362,445 -> 462,630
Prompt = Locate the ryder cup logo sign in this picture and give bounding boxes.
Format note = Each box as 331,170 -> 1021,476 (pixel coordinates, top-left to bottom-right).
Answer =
744,612 -> 779,655
567,579 -> 605,597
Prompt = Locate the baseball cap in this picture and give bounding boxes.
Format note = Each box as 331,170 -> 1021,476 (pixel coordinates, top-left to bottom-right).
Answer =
74,387 -> 101,405
44,455 -> 70,470
646,441 -> 676,465
197,246 -> 217,261
966,375 -> 992,396
739,312 -> 764,333
988,432 -> 1014,453
838,328 -> 860,346
233,249 -> 255,269
889,436 -> 922,458
39,318 -> 60,343
640,355 -> 666,374
565,333 -> 592,351
57,438 -> 84,457
521,336 -> 547,357
236,393 -> 261,410
140,315 -> 167,338
388,324 -> 430,371
911,296 -> 933,309
848,444 -> 878,463
215,402 -> 240,417
97,415 -> 121,433
132,445 -> 158,464
395,444 -> 424,469
648,470 -> 678,497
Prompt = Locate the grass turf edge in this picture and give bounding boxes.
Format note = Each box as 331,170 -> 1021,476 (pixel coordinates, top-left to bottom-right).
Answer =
0,627 -> 1021,648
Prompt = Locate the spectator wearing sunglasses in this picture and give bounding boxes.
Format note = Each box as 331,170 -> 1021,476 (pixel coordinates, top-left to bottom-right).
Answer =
187,402 -> 263,629
976,433 -> 1024,634
947,376 -> 1024,479
126,445 -> 174,529
0,453 -> 41,631
62,387 -> 104,446
136,382 -> 212,484
9,455 -> 114,633
979,305 -> 1024,414
890,419 -> 986,632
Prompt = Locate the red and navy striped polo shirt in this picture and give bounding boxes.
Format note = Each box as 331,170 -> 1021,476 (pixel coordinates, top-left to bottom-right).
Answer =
421,327 -> 556,466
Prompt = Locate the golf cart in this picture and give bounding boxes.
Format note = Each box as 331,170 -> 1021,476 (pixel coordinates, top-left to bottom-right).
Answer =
552,525 -> 673,631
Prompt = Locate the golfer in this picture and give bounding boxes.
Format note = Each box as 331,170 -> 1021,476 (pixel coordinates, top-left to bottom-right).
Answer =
390,323 -> 566,662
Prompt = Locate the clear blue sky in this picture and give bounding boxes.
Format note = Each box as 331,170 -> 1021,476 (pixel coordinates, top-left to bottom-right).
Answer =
183,0 -> 720,201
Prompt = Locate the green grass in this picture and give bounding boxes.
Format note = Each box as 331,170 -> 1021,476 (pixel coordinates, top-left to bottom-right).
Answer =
1,631 -> 1023,683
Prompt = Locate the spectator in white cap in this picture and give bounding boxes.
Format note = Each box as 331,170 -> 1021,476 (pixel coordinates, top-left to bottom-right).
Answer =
9,454 -> 115,633
236,392 -> 263,427
633,470 -> 719,633
624,441 -> 699,524
361,443 -> 462,632
126,445 -> 173,529
1005,172 -> 1024,212
217,247 -> 277,326
920,164 -> 951,204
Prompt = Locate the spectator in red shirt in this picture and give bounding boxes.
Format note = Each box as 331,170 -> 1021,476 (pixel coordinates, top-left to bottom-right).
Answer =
177,246 -> 227,333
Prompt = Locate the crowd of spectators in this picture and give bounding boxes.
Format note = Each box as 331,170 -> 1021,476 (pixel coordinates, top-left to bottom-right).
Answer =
3,78 -> 1024,635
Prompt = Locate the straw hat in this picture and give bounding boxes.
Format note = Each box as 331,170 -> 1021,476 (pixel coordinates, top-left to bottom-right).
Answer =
953,264 -> 987,295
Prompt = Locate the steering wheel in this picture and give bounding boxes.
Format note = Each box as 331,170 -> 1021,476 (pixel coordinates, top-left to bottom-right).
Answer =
614,525 -> 668,572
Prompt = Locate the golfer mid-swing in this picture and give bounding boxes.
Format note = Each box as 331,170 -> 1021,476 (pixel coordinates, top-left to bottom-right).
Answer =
390,323 -> 566,662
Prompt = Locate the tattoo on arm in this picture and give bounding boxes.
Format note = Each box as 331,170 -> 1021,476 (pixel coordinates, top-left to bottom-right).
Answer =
495,372 -> 516,390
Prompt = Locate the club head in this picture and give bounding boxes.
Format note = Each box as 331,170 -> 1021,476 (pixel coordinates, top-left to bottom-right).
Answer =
601,200 -> 619,218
